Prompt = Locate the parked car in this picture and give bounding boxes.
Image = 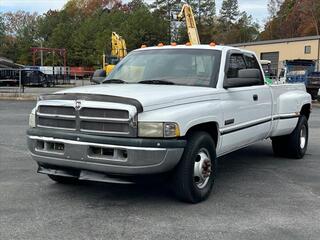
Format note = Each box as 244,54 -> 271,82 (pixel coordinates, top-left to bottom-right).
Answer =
22,69 -> 54,87
27,45 -> 311,203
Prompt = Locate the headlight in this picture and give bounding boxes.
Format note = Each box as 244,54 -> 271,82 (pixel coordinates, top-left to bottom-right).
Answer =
29,108 -> 36,128
138,122 -> 180,138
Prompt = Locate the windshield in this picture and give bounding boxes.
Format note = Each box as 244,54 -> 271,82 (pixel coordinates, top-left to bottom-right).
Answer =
104,49 -> 221,87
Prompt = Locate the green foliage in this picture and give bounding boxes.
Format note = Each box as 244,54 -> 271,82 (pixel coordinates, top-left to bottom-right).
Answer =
220,0 -> 239,23
0,0 -> 260,65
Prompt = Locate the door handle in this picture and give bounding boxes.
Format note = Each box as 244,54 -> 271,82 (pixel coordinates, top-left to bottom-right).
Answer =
253,94 -> 258,101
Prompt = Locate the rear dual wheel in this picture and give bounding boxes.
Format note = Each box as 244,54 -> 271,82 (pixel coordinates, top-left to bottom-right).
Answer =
272,115 -> 308,159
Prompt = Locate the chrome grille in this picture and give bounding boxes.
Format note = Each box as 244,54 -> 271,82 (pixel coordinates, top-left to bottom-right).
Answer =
80,108 -> 129,119
38,118 -> 76,130
36,105 -> 136,137
80,121 -> 130,134
38,106 -> 75,116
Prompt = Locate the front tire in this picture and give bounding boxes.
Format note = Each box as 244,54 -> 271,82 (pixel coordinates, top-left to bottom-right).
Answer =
272,115 -> 308,159
173,131 -> 216,203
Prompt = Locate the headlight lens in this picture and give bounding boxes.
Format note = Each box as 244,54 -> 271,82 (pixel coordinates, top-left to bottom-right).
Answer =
138,122 -> 180,138
29,108 -> 36,128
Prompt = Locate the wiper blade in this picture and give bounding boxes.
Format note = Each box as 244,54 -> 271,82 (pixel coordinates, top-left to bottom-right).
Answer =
103,79 -> 127,84
138,79 -> 175,85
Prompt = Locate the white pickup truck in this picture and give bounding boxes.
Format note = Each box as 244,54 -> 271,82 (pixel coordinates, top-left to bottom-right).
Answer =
27,45 -> 311,203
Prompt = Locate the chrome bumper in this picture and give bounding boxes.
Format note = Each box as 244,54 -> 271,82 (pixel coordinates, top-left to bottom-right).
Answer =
27,134 -> 185,175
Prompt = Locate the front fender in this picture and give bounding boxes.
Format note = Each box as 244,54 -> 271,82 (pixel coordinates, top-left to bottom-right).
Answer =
138,101 -> 223,136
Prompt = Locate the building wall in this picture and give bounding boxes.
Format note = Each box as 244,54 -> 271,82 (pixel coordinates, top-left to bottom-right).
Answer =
235,39 -> 320,69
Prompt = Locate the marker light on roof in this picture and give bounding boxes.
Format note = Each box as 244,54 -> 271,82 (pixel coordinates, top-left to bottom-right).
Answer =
209,42 -> 216,47
158,43 -> 164,47
171,42 -> 177,46
141,44 -> 147,48
185,42 -> 191,46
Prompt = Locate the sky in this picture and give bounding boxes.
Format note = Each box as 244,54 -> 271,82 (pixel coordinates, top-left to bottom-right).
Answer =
0,0 -> 269,24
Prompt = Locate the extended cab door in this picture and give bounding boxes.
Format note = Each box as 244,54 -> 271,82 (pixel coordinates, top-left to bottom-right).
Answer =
218,51 -> 273,155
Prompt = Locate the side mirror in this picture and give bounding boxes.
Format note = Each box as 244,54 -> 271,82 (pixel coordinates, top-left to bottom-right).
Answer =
224,69 -> 261,88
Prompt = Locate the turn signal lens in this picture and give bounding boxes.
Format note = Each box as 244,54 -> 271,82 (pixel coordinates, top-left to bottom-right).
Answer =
164,123 -> 180,138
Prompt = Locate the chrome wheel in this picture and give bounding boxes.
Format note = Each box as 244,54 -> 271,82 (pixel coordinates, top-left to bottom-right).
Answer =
194,148 -> 212,189
300,124 -> 307,149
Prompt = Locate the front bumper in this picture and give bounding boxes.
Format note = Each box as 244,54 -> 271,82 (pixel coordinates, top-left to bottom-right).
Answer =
27,128 -> 186,176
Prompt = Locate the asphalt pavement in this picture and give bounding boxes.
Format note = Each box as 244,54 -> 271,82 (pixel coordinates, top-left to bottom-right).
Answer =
0,100 -> 320,240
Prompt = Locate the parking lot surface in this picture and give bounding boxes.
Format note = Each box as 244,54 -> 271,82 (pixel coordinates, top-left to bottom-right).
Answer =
0,100 -> 320,240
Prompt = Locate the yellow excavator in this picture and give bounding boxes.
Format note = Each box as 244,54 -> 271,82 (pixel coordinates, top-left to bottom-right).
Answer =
103,32 -> 127,74
177,4 -> 200,45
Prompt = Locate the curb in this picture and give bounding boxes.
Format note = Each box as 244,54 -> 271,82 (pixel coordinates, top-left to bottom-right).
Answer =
0,94 -> 37,101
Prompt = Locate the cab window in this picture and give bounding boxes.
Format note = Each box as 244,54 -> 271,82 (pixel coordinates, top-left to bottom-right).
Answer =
226,53 -> 263,85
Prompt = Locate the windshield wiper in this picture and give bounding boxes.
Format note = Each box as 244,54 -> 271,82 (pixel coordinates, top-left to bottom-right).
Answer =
103,79 -> 127,84
138,79 -> 175,85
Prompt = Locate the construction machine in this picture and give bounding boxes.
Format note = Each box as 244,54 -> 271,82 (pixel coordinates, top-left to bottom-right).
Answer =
177,4 -> 200,45
103,32 -> 127,74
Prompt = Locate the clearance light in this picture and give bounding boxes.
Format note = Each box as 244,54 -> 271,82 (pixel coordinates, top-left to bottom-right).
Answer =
141,44 -> 147,48
171,42 -> 177,46
185,42 -> 192,46
209,42 -> 216,47
158,43 -> 164,47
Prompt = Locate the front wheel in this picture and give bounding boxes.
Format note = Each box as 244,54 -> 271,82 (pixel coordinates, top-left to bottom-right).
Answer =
173,131 -> 216,203
272,115 -> 308,159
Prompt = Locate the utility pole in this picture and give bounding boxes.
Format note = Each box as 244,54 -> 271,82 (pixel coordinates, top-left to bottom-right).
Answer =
40,41 -> 43,66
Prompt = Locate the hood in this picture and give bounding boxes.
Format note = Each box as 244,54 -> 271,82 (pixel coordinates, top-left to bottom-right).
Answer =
56,84 -> 220,111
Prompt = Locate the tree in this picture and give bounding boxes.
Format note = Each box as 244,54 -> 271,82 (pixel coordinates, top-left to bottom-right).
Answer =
267,0 -> 283,18
219,0 -> 239,23
200,0 -> 216,25
261,0 -> 320,40
0,15 -> 5,43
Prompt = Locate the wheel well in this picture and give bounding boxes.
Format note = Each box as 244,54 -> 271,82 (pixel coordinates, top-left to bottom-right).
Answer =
186,122 -> 219,147
300,104 -> 311,120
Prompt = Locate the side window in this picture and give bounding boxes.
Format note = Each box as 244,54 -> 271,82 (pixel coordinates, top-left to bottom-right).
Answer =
244,54 -> 263,84
227,54 -> 246,78
244,55 -> 260,69
225,52 -> 264,87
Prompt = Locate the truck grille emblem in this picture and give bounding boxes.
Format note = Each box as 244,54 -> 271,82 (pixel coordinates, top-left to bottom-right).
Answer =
75,100 -> 82,110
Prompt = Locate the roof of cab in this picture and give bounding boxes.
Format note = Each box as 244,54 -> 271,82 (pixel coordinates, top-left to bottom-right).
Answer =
133,44 -> 254,55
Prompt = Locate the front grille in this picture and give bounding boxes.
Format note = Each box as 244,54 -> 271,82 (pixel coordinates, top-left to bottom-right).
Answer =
80,108 -> 129,119
38,117 -> 76,130
38,106 -> 75,116
80,121 -> 129,134
36,104 -> 136,137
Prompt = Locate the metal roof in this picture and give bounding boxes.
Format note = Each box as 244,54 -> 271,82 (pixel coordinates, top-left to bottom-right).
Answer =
0,56 -> 24,69
231,35 -> 320,47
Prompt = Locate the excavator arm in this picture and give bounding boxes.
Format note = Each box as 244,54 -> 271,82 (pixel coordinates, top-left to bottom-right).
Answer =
111,32 -> 127,59
177,4 -> 200,45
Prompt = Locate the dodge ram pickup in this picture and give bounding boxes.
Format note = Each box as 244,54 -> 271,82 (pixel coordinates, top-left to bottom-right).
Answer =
27,45 -> 312,203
